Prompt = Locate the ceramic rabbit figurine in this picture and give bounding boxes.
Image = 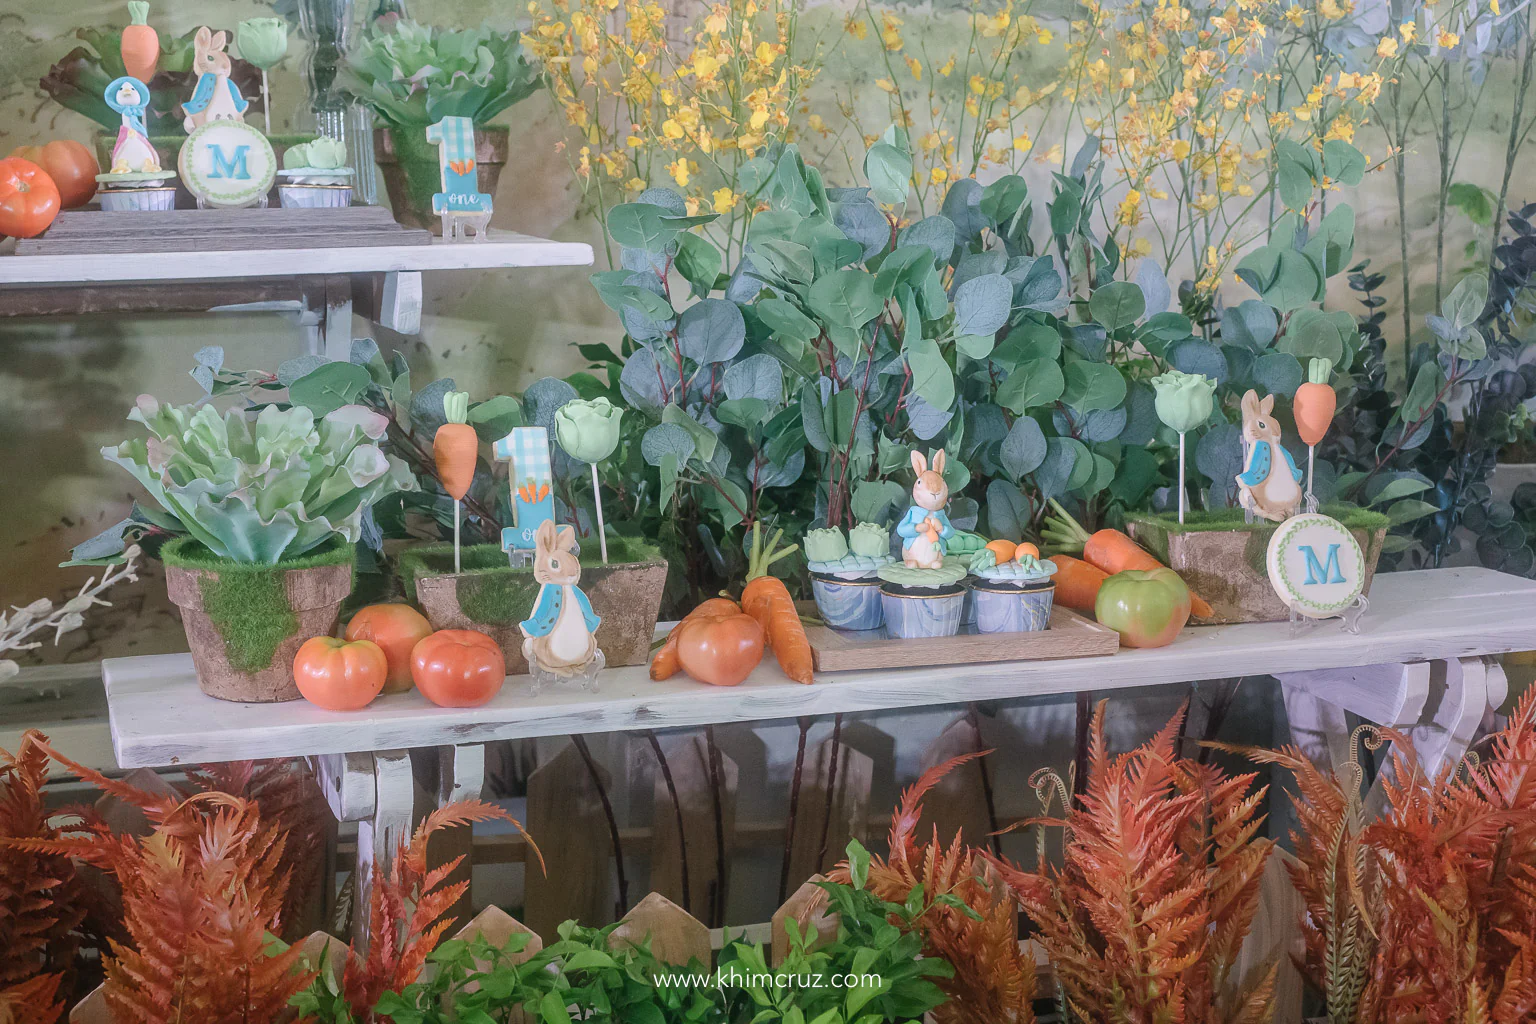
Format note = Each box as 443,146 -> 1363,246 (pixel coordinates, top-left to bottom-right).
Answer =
519,520 -> 603,685
104,76 -> 159,173
182,27 -> 249,131
897,449 -> 954,569
1235,389 -> 1303,522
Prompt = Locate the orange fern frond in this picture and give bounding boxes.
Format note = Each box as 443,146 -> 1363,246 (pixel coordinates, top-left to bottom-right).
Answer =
0,731 -> 86,994
0,973 -> 64,1024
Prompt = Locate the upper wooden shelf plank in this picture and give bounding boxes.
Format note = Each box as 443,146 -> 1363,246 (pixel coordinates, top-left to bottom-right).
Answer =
102,567 -> 1536,769
0,230 -> 593,284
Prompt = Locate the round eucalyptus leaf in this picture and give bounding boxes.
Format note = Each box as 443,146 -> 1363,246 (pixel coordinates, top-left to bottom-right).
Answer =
1168,339 -> 1229,386
1253,351 -> 1304,397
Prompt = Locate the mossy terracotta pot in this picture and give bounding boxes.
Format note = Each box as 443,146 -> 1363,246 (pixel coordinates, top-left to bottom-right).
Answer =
971,580 -> 1055,634
879,583 -> 965,639
375,124 -> 507,231
161,538 -> 354,703
810,572 -> 884,631
402,541 -> 667,676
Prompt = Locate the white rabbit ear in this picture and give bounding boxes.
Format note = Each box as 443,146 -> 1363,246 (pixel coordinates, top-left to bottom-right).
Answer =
555,525 -> 577,551
910,450 -> 927,475
932,449 -> 946,475
195,25 -> 212,48
535,519 -> 558,552
211,30 -> 227,51
1259,394 -> 1275,416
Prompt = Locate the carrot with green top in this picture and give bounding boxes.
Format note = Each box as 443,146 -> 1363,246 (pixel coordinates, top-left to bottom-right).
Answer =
434,391 -> 477,573
740,522 -> 814,685
1043,499 -> 1215,619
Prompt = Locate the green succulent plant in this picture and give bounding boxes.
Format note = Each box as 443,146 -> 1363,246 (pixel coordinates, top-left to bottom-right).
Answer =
341,17 -> 542,127
98,397 -> 416,564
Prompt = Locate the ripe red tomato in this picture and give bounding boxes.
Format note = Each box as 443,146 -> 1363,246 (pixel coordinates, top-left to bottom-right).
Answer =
9,141 -> 98,209
0,158 -> 60,239
292,636 -> 388,711
411,629 -> 506,708
345,603 -> 434,694
675,603 -> 764,686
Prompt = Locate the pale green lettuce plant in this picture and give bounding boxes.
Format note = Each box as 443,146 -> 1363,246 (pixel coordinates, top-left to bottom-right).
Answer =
100,397 -> 415,564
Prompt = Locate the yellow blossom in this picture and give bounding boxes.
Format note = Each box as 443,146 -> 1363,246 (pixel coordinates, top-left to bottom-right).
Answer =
662,119 -> 684,140
1012,132 -> 1033,152
937,54 -> 956,77
711,187 -> 739,214
1130,238 -> 1153,257
1117,188 -> 1143,225
1283,6 -> 1304,26
1400,21 -> 1418,41
1436,28 -> 1459,47
625,177 -> 647,192
846,17 -> 868,40
969,74 -> 987,95
668,159 -> 691,187
1377,37 -> 1399,57
1318,0 -> 1353,19
876,78 -> 896,93
930,166 -> 948,184
907,57 -> 922,80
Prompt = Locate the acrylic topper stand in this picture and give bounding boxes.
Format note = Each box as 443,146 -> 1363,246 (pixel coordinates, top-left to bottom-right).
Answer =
1266,512 -> 1369,635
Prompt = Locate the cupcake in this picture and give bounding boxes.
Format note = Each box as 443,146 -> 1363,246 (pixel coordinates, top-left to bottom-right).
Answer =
877,560 -> 969,639
967,549 -> 1058,633
806,524 -> 893,631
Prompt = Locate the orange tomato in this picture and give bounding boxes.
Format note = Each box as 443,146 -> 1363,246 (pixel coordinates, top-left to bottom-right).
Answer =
411,629 -> 506,708
9,141 -> 98,209
0,158 -> 60,239
292,636 -> 387,711
345,603 -> 434,694
673,603 -> 764,686
984,539 -> 1017,563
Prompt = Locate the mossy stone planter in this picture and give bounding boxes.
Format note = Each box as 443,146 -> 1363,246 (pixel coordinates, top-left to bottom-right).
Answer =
400,539 -> 667,676
375,124 -> 507,232
162,537 -> 355,703
1126,508 -> 1389,624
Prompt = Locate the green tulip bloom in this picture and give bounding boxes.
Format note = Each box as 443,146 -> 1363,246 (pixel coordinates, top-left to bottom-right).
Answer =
804,527 -> 849,563
553,397 -> 623,464
1150,369 -> 1217,434
848,522 -> 890,558
236,18 -> 289,70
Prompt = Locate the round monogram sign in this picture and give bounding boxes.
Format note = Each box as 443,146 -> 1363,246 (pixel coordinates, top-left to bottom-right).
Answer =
1266,513 -> 1365,618
178,121 -> 275,208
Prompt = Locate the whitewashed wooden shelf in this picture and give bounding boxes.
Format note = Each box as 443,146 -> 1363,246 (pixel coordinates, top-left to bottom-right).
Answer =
101,567 -> 1536,769
0,230 -> 593,284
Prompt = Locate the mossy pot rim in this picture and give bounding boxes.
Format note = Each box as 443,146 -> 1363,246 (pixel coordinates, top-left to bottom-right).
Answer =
159,534 -> 356,572
1124,506 -> 1390,536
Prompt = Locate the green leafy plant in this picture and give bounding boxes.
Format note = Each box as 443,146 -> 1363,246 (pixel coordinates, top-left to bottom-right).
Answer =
84,385 -> 414,565
342,16 -> 542,127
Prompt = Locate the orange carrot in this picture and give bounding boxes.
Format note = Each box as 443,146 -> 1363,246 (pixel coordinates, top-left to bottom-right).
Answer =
121,3 -> 160,83
1294,357 -> 1336,447
740,523 -> 814,685
433,391 -> 478,500
1044,499 -> 1215,618
1049,554 -> 1110,612
651,597 -> 741,680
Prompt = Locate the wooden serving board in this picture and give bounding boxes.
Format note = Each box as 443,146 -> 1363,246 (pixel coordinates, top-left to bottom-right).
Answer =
805,606 -> 1120,672
15,207 -> 433,255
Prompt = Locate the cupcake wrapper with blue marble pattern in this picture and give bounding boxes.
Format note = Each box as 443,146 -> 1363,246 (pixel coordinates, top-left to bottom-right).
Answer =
973,584 -> 1055,633
880,588 -> 965,638
811,576 -> 885,631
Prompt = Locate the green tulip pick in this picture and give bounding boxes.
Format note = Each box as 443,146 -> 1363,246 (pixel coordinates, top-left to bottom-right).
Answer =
554,398 -> 624,562
1150,369 -> 1218,524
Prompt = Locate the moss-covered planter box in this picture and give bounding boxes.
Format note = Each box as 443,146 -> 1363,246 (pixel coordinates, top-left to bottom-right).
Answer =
1125,508 -> 1389,624
162,537 -> 355,703
400,539 -> 668,675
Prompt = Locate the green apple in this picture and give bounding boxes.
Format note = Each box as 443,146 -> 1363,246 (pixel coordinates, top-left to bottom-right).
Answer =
1094,568 -> 1192,648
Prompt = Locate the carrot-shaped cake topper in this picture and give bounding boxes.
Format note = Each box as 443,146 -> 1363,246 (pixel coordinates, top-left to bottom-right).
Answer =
121,2 -> 160,84
1293,358 -> 1336,513
434,391 -> 476,572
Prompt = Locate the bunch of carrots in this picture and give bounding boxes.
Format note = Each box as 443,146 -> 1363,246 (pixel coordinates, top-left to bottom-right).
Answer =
1042,499 -> 1215,619
651,522 -> 814,686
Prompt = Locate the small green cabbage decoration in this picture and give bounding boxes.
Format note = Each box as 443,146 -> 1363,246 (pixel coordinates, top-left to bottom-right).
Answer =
341,18 -> 542,127
103,397 -> 416,564
284,137 -> 348,170
804,527 -> 849,563
848,522 -> 891,558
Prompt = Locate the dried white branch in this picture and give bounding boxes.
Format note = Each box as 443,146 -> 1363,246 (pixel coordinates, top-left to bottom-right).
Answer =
0,545 -> 141,682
